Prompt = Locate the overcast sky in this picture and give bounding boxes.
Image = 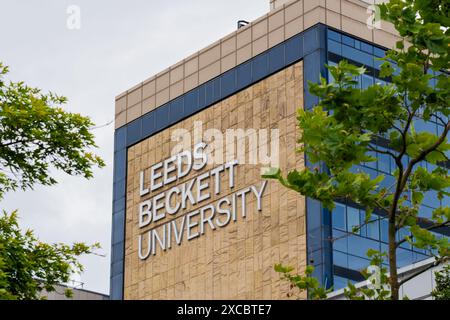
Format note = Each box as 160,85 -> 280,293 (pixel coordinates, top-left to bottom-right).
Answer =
0,0 -> 268,295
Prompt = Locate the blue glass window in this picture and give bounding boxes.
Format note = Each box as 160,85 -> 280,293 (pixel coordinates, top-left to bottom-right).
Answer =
333,229 -> 348,252
418,205 -> 433,219
111,242 -> 124,263
110,273 -> 124,300
141,111 -> 155,137
377,150 -> 391,174
374,46 -> 385,58
112,212 -> 125,245
221,69 -> 237,97
237,61 -> 252,89
198,85 -> 206,109
111,261 -> 123,277
348,254 -> 370,271
184,90 -> 198,114
334,275 -> 352,290
113,149 -> 126,181
114,127 -> 127,150
268,43 -> 285,73
397,227 -> 412,250
126,118 -> 142,145
380,218 -> 389,243
204,78 -> 220,105
113,197 -> 125,213
347,207 -> 360,233
342,44 -> 373,67
396,248 -> 413,268
252,53 -> 268,81
328,39 -> 342,56
348,234 -> 380,258
328,29 -> 341,42
342,35 -> 354,47
360,42 -> 373,54
154,103 -> 169,131
361,73 -> 374,89
169,96 -> 184,124
332,202 -> 346,230
285,34 -> 303,65
113,178 -> 126,200
334,251 -> 348,268
366,219 -> 380,241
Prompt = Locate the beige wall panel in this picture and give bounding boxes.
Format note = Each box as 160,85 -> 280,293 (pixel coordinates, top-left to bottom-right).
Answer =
116,0 -> 403,128
124,61 -> 306,300
127,87 -> 142,108
115,96 -> 127,115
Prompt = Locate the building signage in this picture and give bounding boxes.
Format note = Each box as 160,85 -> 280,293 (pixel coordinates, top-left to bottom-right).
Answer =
137,142 -> 267,260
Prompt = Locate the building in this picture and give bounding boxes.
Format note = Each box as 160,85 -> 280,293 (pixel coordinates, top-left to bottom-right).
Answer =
328,258 -> 448,300
42,284 -> 109,300
110,0 -> 449,299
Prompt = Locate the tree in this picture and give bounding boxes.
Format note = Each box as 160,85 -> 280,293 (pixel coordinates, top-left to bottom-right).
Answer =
0,61 -> 105,299
0,62 -> 104,197
264,0 -> 449,300
0,211 -> 99,300
432,265 -> 450,300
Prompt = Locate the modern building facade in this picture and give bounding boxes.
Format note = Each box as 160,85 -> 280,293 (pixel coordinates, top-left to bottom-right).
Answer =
110,0 -> 449,299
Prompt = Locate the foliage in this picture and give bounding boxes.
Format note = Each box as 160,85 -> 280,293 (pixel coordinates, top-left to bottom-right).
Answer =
0,61 -> 104,299
431,264 -> 450,300
0,62 -> 105,199
343,250 -> 392,300
274,264 -> 331,300
0,210 -> 99,300
265,0 -> 449,300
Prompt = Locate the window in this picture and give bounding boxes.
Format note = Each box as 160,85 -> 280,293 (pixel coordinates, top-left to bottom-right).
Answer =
332,229 -> 348,253
380,218 -> 389,243
348,254 -> 370,271
142,112 -> 155,137
154,103 -> 169,131
252,53 -> 268,81
332,202 -> 346,230
184,90 -> 199,114
342,34 -> 354,47
285,34 -> 303,64
377,149 -> 391,174
333,276 -> 348,290
114,127 -> 127,150
221,69 -> 236,97
126,118 -> 142,145
268,44 -> 285,73
366,218 -> 380,241
328,29 -> 341,42
237,61 -> 252,89
113,149 -> 126,181
205,79 -> 220,105
347,207 -> 360,233
169,96 -> 184,123
361,73 -> 374,89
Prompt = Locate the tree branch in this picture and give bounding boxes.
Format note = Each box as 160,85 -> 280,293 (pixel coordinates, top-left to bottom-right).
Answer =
367,144 -> 397,159
396,220 -> 450,248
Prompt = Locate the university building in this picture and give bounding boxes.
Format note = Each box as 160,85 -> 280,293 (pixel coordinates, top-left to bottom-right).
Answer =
110,0 -> 449,299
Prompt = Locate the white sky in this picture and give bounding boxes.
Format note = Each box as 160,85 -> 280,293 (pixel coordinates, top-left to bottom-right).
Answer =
0,0 -> 269,295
